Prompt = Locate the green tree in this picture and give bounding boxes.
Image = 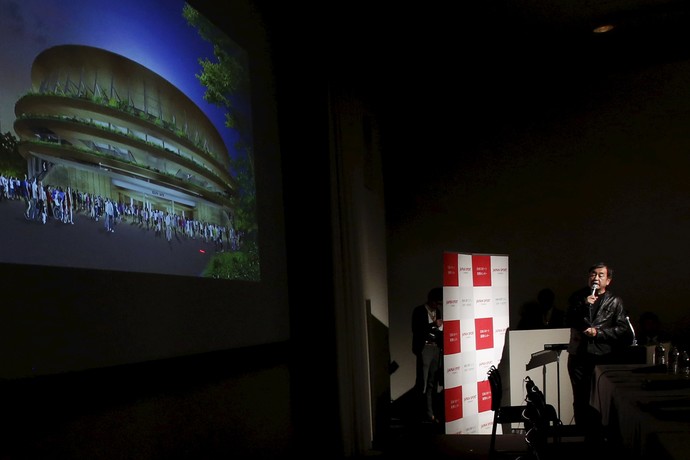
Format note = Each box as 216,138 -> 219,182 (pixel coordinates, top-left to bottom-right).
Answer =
0,132 -> 24,178
203,240 -> 260,280
184,3 -> 259,277
183,4 -> 250,141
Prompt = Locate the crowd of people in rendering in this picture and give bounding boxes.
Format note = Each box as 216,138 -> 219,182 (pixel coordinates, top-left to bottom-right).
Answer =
0,173 -> 242,253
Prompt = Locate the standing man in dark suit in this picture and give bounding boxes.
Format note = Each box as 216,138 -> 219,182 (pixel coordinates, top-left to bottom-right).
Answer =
412,286 -> 444,424
566,262 -> 631,441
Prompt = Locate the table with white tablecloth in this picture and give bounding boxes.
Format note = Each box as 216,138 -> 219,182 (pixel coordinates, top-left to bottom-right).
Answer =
590,363 -> 690,459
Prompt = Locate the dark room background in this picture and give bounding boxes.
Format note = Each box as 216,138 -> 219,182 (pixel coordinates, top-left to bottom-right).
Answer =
1,1 -> 690,458
381,4 -> 690,402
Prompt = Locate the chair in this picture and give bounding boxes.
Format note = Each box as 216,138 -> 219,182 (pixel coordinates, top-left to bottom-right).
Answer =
521,376 -> 563,452
487,365 -> 563,460
487,365 -> 532,459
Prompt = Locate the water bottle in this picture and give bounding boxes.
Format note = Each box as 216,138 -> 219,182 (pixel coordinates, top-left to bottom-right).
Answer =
668,345 -> 680,374
654,342 -> 666,368
681,350 -> 690,377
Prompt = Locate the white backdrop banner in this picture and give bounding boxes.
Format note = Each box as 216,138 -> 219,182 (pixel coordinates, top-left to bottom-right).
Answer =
442,252 -> 510,434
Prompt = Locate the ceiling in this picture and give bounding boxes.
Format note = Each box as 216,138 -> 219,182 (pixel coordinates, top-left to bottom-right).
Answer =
259,1 -> 690,78
484,0 -> 690,58
499,0 -> 690,33
348,0 -> 690,206
314,0 -> 690,89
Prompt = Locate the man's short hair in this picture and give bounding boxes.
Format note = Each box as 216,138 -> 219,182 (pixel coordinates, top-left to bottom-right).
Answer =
589,262 -> 613,279
427,287 -> 443,303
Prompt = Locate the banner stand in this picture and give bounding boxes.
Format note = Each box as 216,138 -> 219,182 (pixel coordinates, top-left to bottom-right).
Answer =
442,252 -> 509,434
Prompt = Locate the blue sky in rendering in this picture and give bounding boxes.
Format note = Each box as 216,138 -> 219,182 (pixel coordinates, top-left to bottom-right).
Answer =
0,0 -> 249,159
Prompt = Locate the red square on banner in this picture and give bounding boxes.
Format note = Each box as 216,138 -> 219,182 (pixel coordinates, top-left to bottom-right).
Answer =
444,385 -> 463,422
443,252 -> 459,286
443,319 -> 461,355
477,379 -> 492,413
472,255 -> 492,287
475,317 -> 494,350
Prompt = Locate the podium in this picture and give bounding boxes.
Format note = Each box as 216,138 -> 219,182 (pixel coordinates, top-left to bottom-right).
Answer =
527,349 -> 558,369
508,328 -> 573,425
526,346 -> 566,419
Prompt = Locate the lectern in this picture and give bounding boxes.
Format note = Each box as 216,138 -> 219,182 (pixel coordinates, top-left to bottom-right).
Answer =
526,349 -> 558,416
545,343 -> 568,419
508,329 -> 573,425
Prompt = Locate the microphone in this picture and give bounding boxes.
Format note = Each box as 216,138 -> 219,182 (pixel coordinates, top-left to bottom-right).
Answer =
587,282 -> 599,325
626,316 -> 638,346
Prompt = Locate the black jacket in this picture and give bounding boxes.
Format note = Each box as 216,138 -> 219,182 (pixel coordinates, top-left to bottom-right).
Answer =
566,287 -> 632,356
411,303 -> 443,355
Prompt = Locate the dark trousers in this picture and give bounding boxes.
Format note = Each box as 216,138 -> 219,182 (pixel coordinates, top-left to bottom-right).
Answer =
567,352 -> 603,440
415,343 -> 442,421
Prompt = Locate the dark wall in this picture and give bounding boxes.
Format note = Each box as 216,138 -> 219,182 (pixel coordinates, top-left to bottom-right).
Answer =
0,343 -> 293,459
383,3 -> 690,399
